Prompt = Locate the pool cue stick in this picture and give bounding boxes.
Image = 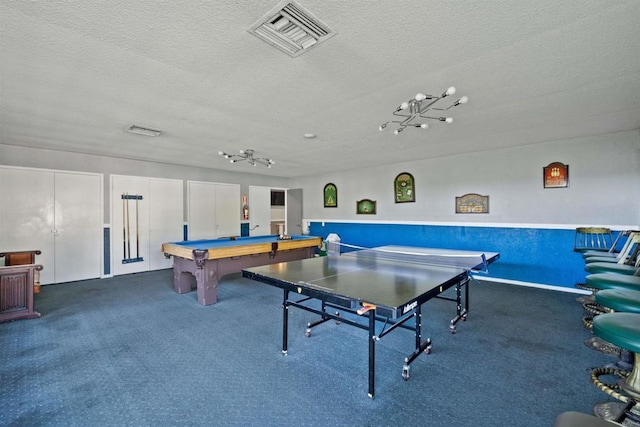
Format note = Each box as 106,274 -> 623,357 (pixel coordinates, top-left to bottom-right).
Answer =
135,196 -> 139,259
126,194 -> 131,260
122,194 -> 126,259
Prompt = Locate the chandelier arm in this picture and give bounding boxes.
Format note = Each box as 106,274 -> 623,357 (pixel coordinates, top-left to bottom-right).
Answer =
418,115 -> 446,121
431,104 -> 457,111
417,98 -> 442,115
392,110 -> 413,119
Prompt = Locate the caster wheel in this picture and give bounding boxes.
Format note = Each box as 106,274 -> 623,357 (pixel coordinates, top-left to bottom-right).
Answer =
335,312 -> 341,325
402,366 -> 410,381
462,315 -> 467,322
305,330 -> 311,338
450,325 -> 456,334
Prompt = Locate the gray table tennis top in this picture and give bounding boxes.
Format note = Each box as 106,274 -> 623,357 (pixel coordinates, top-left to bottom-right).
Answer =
243,245 -> 499,318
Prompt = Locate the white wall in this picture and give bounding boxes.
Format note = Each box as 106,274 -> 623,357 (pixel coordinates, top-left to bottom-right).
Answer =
0,144 -> 289,223
2,130 -> 639,228
290,130 -> 640,227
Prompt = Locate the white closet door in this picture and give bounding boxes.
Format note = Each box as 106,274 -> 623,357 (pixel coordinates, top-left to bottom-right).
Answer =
0,167 -> 55,284
248,186 -> 271,236
54,172 -> 102,283
111,176 -> 150,276
187,181 -> 216,240
215,183 -> 240,238
149,178 -> 183,270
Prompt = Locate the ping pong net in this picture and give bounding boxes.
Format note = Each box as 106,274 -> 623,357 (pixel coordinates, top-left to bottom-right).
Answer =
328,242 -> 490,273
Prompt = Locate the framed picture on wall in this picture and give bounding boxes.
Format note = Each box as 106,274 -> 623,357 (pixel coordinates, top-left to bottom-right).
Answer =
356,199 -> 376,215
324,183 -> 337,207
455,193 -> 489,214
394,172 -> 415,203
543,162 -> 569,188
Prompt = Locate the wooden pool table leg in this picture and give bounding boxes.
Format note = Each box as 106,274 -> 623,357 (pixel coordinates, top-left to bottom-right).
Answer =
172,257 -> 219,305
195,263 -> 218,306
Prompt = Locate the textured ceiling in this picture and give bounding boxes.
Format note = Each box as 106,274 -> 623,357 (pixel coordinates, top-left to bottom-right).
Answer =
1,0 -> 639,178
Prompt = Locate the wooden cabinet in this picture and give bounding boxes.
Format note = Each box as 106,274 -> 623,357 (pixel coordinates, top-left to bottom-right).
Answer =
0,263 -> 42,322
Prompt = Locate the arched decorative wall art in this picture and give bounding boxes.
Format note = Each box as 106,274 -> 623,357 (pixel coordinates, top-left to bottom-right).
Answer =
323,183 -> 337,207
394,172 -> 415,203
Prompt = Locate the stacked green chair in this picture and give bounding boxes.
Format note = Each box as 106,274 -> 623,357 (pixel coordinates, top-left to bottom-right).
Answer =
586,235 -> 640,276
587,274 -> 640,294
590,313 -> 640,424
583,230 -> 635,258
577,232 -> 638,296
584,289 -> 640,368
554,411 -> 623,426
583,287 -> 640,330
585,232 -> 639,264
575,227 -> 615,254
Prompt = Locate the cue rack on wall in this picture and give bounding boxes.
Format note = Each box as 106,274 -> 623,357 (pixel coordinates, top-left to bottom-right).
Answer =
121,193 -> 144,264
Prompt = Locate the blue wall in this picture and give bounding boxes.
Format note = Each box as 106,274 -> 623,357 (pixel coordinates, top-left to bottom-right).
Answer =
308,222 -> 621,289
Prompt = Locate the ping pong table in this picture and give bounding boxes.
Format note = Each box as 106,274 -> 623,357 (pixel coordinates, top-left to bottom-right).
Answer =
242,244 -> 499,398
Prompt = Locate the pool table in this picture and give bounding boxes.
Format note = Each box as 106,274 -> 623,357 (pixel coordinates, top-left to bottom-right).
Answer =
161,235 -> 322,305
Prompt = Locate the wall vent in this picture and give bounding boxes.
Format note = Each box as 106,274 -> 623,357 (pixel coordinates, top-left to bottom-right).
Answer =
125,125 -> 165,137
248,1 -> 336,57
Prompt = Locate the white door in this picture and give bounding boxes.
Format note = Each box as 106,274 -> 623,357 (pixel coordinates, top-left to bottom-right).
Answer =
187,181 -> 216,240
149,178 -> 183,270
0,167 -> 102,284
248,186 -> 271,236
286,189 -> 303,235
53,172 -> 102,283
0,167 -> 55,284
215,183 -> 240,237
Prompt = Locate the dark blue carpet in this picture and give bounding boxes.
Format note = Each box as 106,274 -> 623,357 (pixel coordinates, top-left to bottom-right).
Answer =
1,270 -> 615,426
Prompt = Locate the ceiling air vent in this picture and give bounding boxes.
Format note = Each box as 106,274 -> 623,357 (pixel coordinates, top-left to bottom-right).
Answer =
125,125 -> 164,137
248,1 -> 336,57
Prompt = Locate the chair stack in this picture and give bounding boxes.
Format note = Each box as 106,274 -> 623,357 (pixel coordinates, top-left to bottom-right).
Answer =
557,229 -> 640,425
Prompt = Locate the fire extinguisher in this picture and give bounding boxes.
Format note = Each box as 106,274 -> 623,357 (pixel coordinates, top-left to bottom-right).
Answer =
242,194 -> 249,220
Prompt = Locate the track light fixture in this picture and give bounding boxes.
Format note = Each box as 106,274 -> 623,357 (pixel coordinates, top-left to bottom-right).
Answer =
379,87 -> 468,135
218,149 -> 275,168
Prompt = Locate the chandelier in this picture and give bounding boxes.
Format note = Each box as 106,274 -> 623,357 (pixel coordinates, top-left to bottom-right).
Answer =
218,149 -> 275,168
379,87 -> 468,135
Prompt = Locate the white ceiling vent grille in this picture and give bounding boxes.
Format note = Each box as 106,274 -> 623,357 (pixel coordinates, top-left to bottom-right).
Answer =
248,1 -> 336,57
125,125 -> 165,137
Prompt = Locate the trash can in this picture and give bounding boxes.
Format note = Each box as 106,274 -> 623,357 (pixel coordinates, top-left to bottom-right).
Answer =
326,233 -> 341,256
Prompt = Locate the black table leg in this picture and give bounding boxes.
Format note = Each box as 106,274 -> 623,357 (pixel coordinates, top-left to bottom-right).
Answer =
403,304 -> 431,381
282,289 -> 289,355
368,310 -> 376,399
